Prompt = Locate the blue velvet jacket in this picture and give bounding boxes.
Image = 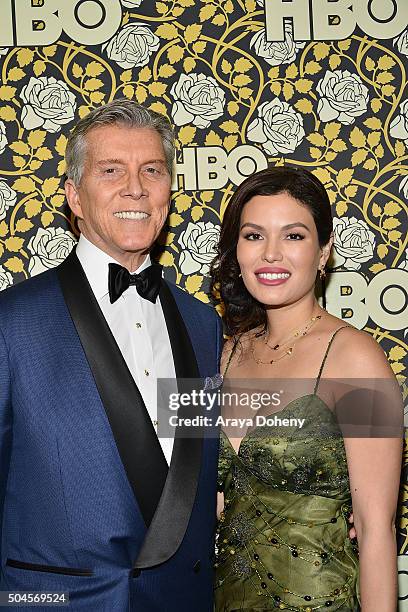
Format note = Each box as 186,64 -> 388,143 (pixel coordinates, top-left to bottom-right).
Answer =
0,251 -> 222,611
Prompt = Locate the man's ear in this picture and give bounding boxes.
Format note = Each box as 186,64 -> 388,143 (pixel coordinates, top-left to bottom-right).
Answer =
65,179 -> 83,219
319,233 -> 334,269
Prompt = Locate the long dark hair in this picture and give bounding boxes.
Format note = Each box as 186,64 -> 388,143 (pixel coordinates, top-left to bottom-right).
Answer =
210,166 -> 333,336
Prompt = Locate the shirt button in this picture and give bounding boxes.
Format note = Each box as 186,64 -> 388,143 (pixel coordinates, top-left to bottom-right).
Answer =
136,323 -> 142,328
144,369 -> 150,376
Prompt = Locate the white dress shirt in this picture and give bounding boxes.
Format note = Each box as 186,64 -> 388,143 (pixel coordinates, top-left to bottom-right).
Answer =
76,235 -> 175,464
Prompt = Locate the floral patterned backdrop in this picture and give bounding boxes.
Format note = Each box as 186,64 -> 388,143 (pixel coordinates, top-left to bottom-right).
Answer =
0,0 -> 407,604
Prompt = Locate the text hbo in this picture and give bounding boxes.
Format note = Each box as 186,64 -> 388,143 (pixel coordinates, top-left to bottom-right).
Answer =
266,0 -> 407,41
0,0 -> 123,47
173,146 -> 268,191
326,270 -> 408,331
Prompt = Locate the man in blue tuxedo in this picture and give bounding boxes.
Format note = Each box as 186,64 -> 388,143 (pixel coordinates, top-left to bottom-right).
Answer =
0,100 -> 222,611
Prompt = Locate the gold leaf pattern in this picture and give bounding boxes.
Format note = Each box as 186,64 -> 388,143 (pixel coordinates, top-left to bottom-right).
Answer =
0,3 -> 406,556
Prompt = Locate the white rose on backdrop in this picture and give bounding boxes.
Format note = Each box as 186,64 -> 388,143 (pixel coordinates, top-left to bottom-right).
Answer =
394,30 -> 408,56
178,222 -> 220,275
0,121 -> 8,156
247,98 -> 305,156
0,265 -> 13,291
250,25 -> 305,66
0,48 -> 9,57
399,175 -> 408,199
0,181 -> 17,221
20,77 -> 77,133
390,100 -> 408,141
316,70 -> 369,125
171,73 -> 225,129
398,249 -> 408,271
332,217 -> 376,270
121,0 -> 142,7
103,23 -> 159,69
28,227 -> 76,276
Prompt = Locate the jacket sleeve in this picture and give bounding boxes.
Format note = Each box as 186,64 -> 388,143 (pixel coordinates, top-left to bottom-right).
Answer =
0,324 -> 12,564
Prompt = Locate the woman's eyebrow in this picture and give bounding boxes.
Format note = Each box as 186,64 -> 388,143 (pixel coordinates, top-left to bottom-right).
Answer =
240,222 -> 264,231
282,222 -> 310,231
240,222 -> 310,231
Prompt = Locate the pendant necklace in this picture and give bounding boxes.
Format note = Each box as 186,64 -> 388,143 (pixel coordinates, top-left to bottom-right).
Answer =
251,313 -> 322,365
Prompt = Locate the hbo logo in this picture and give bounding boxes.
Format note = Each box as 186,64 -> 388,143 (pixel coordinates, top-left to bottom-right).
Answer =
266,0 -> 408,41
173,146 -> 268,191
326,270 -> 408,331
0,0 -> 122,46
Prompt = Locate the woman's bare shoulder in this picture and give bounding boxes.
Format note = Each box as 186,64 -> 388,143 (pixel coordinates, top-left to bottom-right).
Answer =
325,321 -> 394,378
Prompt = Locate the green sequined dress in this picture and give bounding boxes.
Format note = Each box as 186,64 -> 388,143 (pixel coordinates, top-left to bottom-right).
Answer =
215,328 -> 360,611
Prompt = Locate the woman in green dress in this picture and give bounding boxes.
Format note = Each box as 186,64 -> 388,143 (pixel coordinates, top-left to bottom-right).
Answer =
210,167 -> 402,611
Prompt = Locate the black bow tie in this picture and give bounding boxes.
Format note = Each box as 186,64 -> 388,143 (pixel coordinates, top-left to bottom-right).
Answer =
108,262 -> 163,304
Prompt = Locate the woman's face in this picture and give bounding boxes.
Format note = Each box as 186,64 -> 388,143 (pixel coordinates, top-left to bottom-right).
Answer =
236,192 -> 331,308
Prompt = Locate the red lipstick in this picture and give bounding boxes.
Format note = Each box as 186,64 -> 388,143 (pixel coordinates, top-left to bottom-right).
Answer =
254,267 -> 291,286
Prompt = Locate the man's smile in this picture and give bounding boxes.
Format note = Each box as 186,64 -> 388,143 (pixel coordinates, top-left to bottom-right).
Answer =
113,211 -> 150,220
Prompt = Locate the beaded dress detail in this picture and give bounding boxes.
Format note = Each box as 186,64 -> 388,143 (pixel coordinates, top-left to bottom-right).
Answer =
215,327 -> 360,611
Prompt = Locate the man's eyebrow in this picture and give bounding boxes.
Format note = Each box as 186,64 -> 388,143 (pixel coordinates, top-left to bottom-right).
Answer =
96,158 -> 167,165
143,158 -> 167,166
240,222 -> 311,231
97,158 -> 124,165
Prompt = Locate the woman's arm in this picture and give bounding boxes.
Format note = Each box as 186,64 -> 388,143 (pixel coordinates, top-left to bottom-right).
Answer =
334,329 -> 403,611
345,436 -> 401,610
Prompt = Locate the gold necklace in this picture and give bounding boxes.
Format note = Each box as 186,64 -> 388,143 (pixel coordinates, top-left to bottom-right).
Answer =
265,314 -> 322,351
251,314 -> 322,365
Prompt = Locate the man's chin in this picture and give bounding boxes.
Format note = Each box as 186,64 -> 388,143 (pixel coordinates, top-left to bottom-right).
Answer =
117,245 -> 151,258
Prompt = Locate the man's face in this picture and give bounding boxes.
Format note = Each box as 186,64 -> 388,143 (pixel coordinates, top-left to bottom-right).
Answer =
65,124 -> 171,270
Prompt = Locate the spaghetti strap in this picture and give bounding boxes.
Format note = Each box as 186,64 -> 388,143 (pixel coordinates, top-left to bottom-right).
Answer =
223,335 -> 241,377
314,326 -> 352,394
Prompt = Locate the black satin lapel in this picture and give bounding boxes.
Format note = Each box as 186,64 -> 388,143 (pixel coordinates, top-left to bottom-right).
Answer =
159,282 -> 200,381
57,250 -> 168,526
135,282 -> 203,567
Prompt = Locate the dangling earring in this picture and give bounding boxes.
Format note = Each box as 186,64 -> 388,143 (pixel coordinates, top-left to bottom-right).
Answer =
319,267 -> 327,309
